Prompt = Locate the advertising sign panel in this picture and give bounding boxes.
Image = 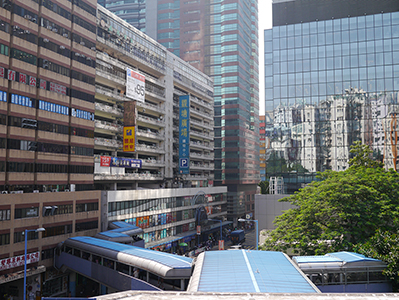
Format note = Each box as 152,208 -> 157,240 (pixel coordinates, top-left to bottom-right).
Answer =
123,126 -> 135,152
179,95 -> 190,174
0,252 -> 40,271
126,68 -> 145,102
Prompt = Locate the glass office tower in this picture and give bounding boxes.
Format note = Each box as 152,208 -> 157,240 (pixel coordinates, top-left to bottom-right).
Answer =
265,0 -> 399,193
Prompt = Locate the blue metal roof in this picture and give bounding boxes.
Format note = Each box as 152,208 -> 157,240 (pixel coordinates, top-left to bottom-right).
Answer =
294,251 -> 381,264
70,236 -> 192,269
327,251 -> 380,263
96,231 -> 127,238
294,255 -> 341,264
188,250 -> 319,293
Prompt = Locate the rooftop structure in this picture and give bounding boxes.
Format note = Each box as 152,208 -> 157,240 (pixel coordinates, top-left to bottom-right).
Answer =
188,250 -> 320,293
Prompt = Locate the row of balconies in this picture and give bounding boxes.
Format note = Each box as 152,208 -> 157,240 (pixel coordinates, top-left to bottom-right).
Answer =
137,115 -> 165,127
97,36 -> 166,72
136,129 -> 165,140
95,102 -> 123,117
95,120 -> 123,133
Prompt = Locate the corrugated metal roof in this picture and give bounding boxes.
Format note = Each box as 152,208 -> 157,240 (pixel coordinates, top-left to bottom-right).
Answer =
327,252 -> 380,263
70,236 -> 192,270
188,250 -> 319,293
293,251 -> 381,264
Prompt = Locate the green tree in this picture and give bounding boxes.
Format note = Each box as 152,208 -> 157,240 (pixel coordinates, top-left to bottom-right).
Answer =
349,140 -> 383,168
262,143 -> 399,255
354,229 -> 399,291
258,181 -> 269,194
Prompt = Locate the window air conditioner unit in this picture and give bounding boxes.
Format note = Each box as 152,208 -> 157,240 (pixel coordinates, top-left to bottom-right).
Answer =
43,38 -> 49,43
31,18 -> 36,22
33,190 -> 39,193
52,189 -> 58,192
1,191 -> 8,194
63,33 -> 68,38
64,189 -> 69,192
80,41 -> 85,46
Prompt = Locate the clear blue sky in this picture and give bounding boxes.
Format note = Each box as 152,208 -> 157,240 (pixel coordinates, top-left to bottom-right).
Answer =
258,0 -> 272,113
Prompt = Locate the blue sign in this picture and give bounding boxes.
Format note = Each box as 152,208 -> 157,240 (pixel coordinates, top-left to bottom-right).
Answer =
179,95 -> 190,174
110,157 -> 142,168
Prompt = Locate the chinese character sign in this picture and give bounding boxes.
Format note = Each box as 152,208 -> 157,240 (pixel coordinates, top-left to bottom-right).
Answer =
179,95 -> 190,174
126,68 -> 145,103
0,252 -> 40,271
123,126 -> 135,152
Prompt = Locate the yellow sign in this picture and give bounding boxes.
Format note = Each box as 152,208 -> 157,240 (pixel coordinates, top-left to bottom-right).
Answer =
123,126 -> 135,152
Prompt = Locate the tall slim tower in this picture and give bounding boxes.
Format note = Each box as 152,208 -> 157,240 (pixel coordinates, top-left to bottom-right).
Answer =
100,0 -> 260,222
265,0 -> 399,193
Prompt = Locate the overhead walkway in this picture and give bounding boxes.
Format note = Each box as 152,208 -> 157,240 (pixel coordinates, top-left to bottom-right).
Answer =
55,237 -> 193,292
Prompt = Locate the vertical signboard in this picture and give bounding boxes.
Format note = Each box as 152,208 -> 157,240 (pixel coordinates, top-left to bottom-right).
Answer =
179,95 -> 190,174
126,68 -> 145,103
123,126 -> 135,152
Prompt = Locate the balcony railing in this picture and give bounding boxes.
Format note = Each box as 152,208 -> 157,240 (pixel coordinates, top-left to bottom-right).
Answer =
95,120 -> 123,133
95,102 -> 123,117
94,137 -> 122,148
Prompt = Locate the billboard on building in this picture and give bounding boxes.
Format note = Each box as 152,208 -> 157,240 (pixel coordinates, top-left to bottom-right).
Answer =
126,68 -> 145,103
124,100 -> 136,126
123,126 -> 135,152
179,95 -> 190,174
100,156 -> 141,168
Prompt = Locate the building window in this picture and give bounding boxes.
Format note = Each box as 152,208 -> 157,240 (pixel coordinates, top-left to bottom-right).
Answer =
75,220 -> 98,232
0,233 -> 10,245
43,224 -> 72,238
0,209 -> 11,221
14,231 -> 38,243
15,207 -> 39,219
76,202 -> 98,213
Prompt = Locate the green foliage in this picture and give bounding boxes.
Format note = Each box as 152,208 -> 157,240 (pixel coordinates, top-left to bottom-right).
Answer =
262,143 -> 399,256
349,140 -> 384,168
258,181 -> 269,194
354,229 -> 399,291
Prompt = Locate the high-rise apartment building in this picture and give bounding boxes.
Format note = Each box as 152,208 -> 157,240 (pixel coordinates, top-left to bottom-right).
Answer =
0,0 -> 102,296
101,0 -> 260,222
264,0 -> 399,193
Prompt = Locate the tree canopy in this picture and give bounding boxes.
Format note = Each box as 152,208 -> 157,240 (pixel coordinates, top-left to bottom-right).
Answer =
262,143 -> 399,256
354,229 -> 399,291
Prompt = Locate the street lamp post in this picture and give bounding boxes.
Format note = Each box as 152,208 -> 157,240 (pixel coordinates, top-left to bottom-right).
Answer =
238,219 -> 258,250
24,228 -> 45,300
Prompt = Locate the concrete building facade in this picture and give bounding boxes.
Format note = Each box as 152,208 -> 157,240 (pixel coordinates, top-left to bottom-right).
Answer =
99,0 -> 260,224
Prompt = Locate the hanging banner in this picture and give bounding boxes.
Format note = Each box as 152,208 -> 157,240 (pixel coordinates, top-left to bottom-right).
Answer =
126,68 -> 145,102
123,126 -> 135,152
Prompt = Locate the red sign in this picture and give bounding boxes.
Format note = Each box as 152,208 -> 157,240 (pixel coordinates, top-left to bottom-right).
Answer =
40,79 -> 47,89
29,76 -> 36,87
218,240 -> 224,250
7,70 -> 16,81
196,225 -> 201,235
0,67 -> 4,78
19,73 -> 27,84
50,82 -> 67,95
0,252 -> 40,271
100,156 -> 111,167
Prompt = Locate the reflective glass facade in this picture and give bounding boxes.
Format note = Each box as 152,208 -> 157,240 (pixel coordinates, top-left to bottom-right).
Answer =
264,9 -> 399,193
